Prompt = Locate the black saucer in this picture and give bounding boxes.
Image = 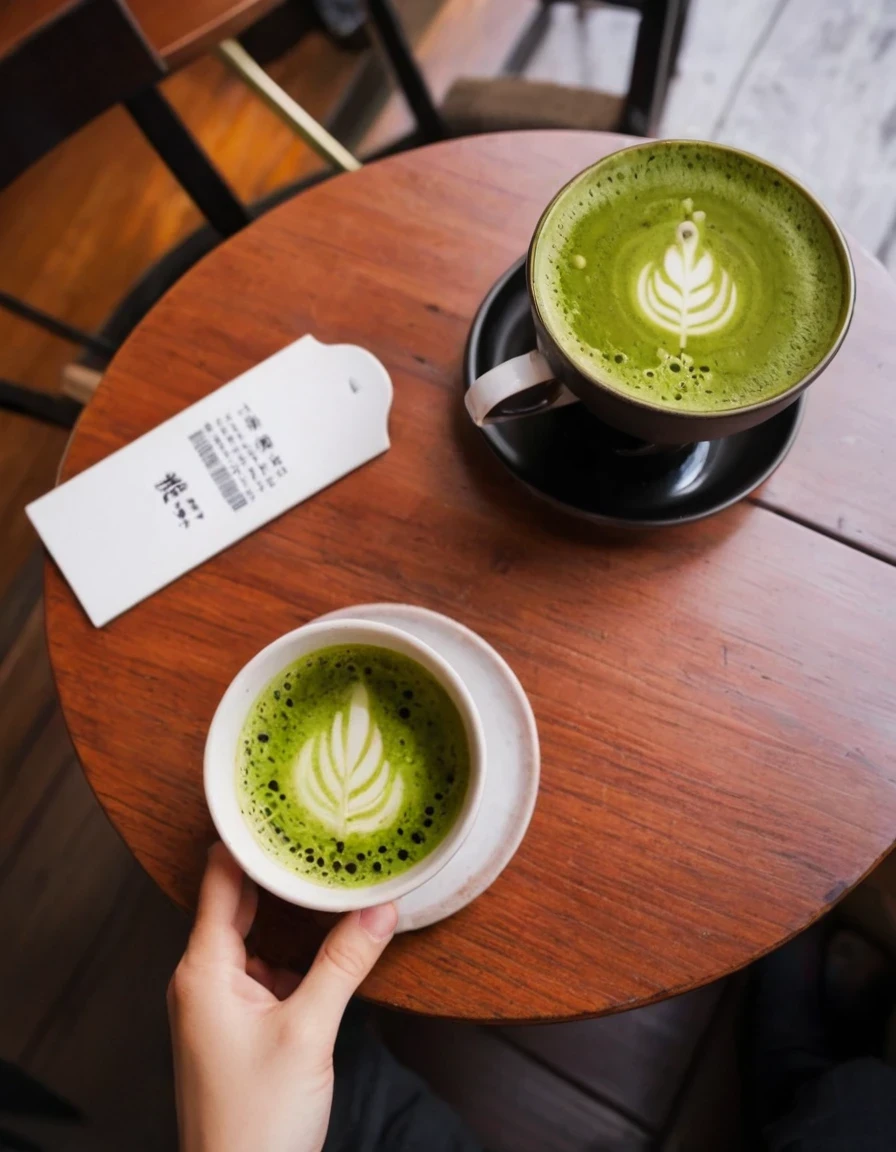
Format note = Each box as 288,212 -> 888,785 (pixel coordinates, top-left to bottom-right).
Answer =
464,258 -> 804,527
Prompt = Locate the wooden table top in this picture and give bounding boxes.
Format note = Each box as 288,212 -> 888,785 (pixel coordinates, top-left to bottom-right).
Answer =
129,0 -> 282,68
45,132 -> 896,1022
0,0 -> 282,69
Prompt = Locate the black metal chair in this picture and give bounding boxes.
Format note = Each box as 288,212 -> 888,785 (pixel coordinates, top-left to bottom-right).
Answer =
0,0 -> 253,428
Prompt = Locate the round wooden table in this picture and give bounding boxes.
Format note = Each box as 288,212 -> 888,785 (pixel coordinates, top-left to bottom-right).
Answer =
45,132 -> 896,1023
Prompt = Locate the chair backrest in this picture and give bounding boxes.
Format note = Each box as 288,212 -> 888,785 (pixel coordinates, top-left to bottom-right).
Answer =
0,0 -> 164,190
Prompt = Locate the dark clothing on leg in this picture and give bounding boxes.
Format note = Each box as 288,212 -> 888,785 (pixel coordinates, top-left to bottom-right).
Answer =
748,921 -> 896,1152
324,1008 -> 482,1152
764,1057 -> 896,1152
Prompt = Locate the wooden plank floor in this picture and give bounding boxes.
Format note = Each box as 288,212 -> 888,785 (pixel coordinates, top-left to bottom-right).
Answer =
2,0 -> 894,1148
0,563 -> 189,1150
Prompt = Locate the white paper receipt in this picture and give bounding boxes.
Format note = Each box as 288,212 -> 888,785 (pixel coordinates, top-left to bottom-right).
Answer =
27,336 -> 393,627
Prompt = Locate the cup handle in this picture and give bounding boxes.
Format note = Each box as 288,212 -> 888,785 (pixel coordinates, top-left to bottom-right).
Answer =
464,350 -> 579,426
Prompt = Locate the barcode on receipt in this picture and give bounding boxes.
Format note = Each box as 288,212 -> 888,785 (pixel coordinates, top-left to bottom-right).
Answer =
189,430 -> 247,511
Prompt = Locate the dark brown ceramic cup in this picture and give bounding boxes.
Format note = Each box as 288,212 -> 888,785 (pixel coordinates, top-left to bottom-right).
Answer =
464,140 -> 855,446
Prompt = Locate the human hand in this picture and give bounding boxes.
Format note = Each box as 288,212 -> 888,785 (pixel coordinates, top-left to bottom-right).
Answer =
168,842 -> 397,1152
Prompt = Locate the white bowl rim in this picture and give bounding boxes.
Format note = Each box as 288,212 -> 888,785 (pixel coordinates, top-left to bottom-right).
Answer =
204,617 -> 486,912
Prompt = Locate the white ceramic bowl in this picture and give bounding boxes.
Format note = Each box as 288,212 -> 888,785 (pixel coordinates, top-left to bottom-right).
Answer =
204,618 -> 486,912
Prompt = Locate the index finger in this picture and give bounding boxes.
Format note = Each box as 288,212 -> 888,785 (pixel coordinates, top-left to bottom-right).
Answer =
186,842 -> 258,968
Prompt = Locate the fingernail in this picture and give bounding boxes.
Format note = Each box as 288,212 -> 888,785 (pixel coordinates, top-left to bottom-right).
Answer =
359,903 -> 398,941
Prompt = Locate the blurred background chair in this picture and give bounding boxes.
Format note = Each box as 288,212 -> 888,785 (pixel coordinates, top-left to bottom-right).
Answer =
0,0 -> 367,428
367,0 -> 689,142
0,0 -> 253,427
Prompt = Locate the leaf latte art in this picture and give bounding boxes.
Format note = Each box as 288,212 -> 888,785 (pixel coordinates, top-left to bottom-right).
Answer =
293,683 -> 403,836
636,217 -> 737,349
533,140 -> 849,411
238,645 -> 470,887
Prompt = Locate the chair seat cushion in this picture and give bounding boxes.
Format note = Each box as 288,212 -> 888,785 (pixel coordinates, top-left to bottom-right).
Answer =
441,76 -> 624,135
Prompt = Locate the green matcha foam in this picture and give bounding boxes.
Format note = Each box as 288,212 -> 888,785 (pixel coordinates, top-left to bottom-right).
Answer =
532,142 -> 849,412
237,644 -> 470,888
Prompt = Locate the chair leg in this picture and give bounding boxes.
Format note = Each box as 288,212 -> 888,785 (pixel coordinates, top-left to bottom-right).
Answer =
668,0 -> 691,77
0,380 -> 82,428
503,4 -> 553,76
620,0 -> 686,137
124,88 -> 252,238
215,39 -> 360,172
365,0 -> 447,142
0,291 -> 116,359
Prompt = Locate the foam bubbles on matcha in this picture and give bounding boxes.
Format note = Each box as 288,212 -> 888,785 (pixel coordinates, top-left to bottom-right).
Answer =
533,142 -> 849,412
237,645 -> 470,888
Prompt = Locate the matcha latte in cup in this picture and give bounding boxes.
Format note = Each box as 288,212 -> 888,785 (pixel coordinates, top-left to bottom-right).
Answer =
465,139 -> 855,443
205,619 -> 486,912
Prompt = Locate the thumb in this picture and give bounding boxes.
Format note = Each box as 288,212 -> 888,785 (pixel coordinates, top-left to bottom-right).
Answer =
287,904 -> 397,1052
